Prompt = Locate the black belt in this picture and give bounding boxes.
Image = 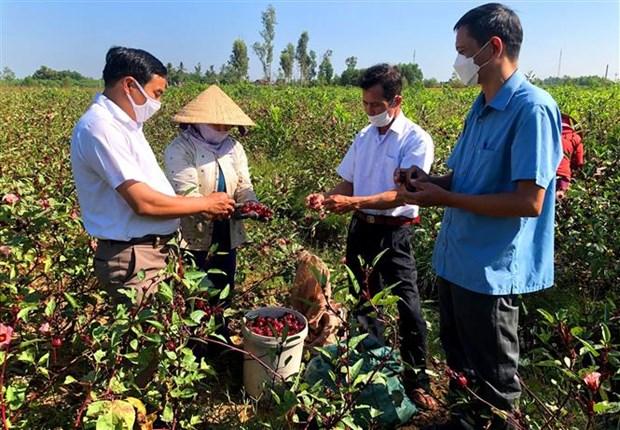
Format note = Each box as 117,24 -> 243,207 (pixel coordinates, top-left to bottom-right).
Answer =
353,211 -> 420,227
98,233 -> 175,247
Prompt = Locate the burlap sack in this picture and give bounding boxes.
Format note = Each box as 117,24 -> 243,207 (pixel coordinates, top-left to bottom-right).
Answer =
289,250 -> 344,347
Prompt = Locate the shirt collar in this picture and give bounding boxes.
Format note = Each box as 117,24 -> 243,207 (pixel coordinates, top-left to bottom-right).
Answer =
375,111 -> 407,138
487,70 -> 525,111
94,93 -> 140,130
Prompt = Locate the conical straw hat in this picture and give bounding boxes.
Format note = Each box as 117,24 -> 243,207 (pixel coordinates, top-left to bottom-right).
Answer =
173,85 -> 255,126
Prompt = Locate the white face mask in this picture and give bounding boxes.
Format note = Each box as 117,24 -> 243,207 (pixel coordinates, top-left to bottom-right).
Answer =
126,79 -> 161,123
195,124 -> 229,144
368,107 -> 394,128
453,41 -> 492,86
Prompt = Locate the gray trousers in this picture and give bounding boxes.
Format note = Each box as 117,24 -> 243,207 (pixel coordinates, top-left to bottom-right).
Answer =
94,241 -> 169,307
438,277 -> 521,411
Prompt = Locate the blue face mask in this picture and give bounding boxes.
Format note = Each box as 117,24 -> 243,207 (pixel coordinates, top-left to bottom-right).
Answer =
195,124 -> 229,144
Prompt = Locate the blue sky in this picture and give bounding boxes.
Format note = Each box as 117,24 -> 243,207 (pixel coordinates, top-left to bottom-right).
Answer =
1,0 -> 618,81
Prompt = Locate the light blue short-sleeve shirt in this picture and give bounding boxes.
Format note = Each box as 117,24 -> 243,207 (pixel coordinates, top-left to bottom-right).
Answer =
432,71 -> 563,296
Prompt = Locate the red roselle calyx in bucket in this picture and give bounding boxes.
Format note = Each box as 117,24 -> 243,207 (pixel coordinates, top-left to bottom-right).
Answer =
247,312 -> 304,337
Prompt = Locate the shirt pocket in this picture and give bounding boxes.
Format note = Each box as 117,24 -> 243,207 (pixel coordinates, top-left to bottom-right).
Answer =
467,143 -> 508,192
382,145 -> 401,184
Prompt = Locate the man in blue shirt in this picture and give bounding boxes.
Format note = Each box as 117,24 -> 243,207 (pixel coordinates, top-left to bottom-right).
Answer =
398,3 -> 562,428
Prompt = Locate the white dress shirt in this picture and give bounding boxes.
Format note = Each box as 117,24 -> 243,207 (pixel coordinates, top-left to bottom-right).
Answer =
70,93 -> 179,241
337,112 -> 434,219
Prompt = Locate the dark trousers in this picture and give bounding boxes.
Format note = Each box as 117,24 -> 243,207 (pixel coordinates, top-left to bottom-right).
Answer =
185,221 -> 236,343
438,277 -> 521,411
345,217 -> 428,388
191,248 -> 237,298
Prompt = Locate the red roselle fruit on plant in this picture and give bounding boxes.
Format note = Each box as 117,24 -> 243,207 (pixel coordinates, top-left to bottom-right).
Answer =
446,367 -> 469,388
583,371 -> 601,392
51,337 -> 63,348
247,312 -> 304,337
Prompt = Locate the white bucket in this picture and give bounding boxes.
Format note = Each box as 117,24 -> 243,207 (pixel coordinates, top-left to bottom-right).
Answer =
241,306 -> 308,398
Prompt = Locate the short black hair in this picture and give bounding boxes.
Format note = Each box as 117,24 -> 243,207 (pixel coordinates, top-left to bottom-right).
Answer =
102,46 -> 167,87
358,64 -> 402,101
454,3 -> 523,60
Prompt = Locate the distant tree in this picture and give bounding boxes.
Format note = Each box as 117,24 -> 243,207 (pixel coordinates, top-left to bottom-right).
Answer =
176,61 -> 187,85
317,50 -> 334,84
397,63 -> 423,86
308,50 -> 317,82
192,63 -> 203,82
31,66 -> 87,81
223,39 -> 250,83
0,67 -> 15,81
340,56 -> 361,86
252,4 -> 277,81
279,43 -> 295,84
204,65 -> 219,84
295,31 -> 310,83
423,78 -> 440,88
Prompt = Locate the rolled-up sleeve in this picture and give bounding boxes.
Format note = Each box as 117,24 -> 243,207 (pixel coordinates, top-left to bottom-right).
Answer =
401,130 -> 434,173
511,104 -> 563,189
336,136 -> 359,182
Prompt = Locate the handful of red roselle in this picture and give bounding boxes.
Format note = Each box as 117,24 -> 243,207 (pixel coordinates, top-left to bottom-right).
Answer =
234,201 -> 273,221
246,312 -> 304,337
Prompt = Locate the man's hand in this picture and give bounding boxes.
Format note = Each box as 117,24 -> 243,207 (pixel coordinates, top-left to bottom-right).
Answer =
202,192 -> 235,220
306,193 -> 326,211
398,180 -> 450,207
323,194 -> 356,214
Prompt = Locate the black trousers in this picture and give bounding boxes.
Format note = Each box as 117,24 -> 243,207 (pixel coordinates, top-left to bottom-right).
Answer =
438,277 -> 521,412
345,217 -> 428,388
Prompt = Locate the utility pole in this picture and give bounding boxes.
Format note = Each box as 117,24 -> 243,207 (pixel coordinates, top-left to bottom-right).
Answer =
604,64 -> 609,80
413,50 -> 416,64
557,49 -> 562,77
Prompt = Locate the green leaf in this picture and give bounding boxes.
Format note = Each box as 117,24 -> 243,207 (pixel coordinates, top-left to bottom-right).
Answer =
95,412 -> 123,430
349,358 -> 364,381
17,349 -> 35,365
344,265 -> 360,294
219,284 -> 230,300
64,375 -> 78,384
371,248 -> 389,267
63,292 -> 79,309
45,297 -> 56,317
348,333 -> 368,350
593,401 -> 620,414
190,310 -> 206,324
536,308 -> 555,324
6,382 -> 27,411
146,320 -> 165,331
601,323 -> 611,344
162,403 -> 174,422
157,282 -> 174,303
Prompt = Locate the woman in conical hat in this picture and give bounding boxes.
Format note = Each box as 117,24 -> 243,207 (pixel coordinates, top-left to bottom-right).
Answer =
164,85 -> 264,326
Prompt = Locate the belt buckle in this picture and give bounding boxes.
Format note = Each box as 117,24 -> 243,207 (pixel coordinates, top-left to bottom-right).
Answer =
366,215 -> 376,224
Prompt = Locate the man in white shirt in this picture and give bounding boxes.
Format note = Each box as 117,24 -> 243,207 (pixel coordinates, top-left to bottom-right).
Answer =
306,64 -> 436,409
71,47 -> 235,306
